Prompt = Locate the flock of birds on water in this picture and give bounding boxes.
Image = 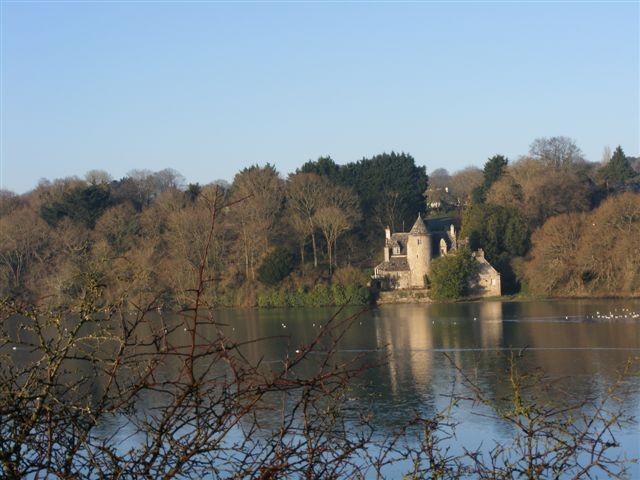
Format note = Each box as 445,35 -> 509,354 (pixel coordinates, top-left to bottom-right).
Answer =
253,307 -> 640,332
588,307 -> 640,320
182,307 -> 640,332
271,308 -> 640,329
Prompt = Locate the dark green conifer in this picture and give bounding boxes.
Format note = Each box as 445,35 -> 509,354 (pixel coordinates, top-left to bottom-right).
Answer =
598,146 -> 635,187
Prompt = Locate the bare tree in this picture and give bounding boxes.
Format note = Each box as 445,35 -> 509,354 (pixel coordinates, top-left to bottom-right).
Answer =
314,206 -> 349,274
0,207 -> 50,296
0,190 -> 25,218
155,168 -> 186,191
313,184 -> 359,273
449,167 -> 483,206
601,145 -> 612,165
125,169 -> 157,207
487,156 -> 591,227
85,169 -> 113,186
124,169 -> 186,208
0,188 -> 376,478
287,211 -> 311,268
374,188 -> 402,231
231,165 -> 284,281
529,136 -> 585,169
522,192 -> 640,297
522,213 -> 586,296
485,172 -> 524,210
163,188 -> 232,306
429,168 -> 451,188
575,192 -> 640,296
286,173 -> 329,268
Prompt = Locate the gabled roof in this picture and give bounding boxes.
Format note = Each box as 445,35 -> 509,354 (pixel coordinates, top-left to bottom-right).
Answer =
388,232 -> 408,252
409,213 -> 429,235
375,257 -> 410,272
474,250 -> 500,275
385,238 -> 401,249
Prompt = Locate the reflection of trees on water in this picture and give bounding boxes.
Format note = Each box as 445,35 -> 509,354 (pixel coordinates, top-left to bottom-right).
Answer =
57,300 -> 639,442
364,303 -> 506,427
209,301 -> 640,438
479,301 -> 503,348
373,305 -> 434,397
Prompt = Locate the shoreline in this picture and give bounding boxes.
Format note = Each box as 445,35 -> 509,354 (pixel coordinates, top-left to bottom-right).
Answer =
203,293 -> 640,311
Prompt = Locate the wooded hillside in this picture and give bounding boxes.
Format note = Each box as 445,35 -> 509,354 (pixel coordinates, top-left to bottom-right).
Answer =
1,138 -> 638,306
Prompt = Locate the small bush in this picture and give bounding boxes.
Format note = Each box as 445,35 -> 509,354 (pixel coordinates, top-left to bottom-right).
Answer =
257,247 -> 295,286
332,284 -> 348,305
255,282 -> 371,308
429,248 -> 479,300
332,266 -> 369,287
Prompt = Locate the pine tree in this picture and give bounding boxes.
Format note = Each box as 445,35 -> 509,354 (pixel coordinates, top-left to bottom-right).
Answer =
599,146 -> 635,187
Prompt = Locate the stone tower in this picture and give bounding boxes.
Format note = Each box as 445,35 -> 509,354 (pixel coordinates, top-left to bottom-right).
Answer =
407,213 -> 431,287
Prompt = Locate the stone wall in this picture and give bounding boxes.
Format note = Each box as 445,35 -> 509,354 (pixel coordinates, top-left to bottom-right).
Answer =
377,289 -> 432,304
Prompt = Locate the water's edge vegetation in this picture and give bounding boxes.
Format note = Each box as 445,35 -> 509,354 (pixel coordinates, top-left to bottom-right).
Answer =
1,139 -> 639,310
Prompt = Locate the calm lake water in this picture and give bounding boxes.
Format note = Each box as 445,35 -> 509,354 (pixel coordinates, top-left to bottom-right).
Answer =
11,298 -> 640,477
209,299 -> 640,475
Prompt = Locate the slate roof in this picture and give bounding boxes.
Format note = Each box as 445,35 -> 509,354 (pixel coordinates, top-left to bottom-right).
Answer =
474,251 -> 500,275
376,257 -> 410,272
387,233 -> 408,253
409,214 -> 429,235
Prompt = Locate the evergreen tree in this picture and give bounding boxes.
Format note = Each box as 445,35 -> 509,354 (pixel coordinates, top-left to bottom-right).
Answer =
472,155 -> 508,204
186,183 -> 202,202
598,146 -> 636,187
299,156 -> 341,180
257,247 -> 295,286
429,248 -> 479,300
300,152 -> 428,233
40,184 -> 112,229
462,203 -> 529,293
483,155 -> 509,189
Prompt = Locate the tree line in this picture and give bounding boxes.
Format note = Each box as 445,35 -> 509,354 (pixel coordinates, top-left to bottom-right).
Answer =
0,154 -> 426,307
1,139 -> 638,306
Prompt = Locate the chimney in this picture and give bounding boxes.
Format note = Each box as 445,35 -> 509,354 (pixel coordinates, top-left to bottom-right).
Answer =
385,226 -> 391,240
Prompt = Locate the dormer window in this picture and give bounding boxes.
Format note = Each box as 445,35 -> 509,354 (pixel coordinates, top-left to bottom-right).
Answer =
393,246 -> 401,255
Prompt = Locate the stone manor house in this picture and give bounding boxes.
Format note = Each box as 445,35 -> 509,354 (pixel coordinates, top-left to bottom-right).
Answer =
373,214 -> 501,297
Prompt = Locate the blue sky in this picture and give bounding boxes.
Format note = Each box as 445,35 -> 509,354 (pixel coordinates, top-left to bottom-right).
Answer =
1,1 -> 638,193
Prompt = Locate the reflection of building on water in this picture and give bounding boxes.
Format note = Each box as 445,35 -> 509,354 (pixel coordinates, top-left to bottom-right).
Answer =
374,303 -> 507,396
374,306 -> 434,396
479,301 -> 503,348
